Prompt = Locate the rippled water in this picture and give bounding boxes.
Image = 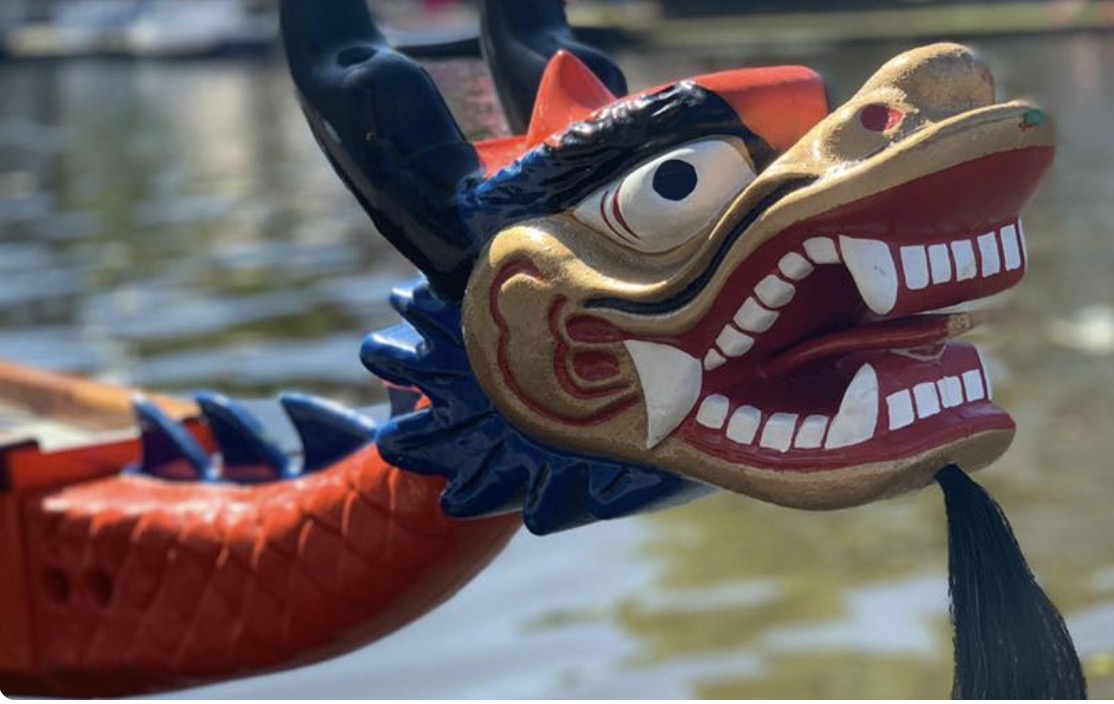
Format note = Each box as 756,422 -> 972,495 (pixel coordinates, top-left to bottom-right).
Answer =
2,30 -> 1113,699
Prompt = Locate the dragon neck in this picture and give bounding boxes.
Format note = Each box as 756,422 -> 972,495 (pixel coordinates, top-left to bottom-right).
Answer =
360,280 -> 715,535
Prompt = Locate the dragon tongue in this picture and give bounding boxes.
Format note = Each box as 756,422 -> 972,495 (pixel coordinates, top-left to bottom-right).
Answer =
623,340 -> 702,448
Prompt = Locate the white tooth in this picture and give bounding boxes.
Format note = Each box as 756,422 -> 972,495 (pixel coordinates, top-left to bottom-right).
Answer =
778,252 -> 814,281
755,275 -> 796,308
977,232 -> 1001,276
760,413 -> 798,452
938,376 -> 964,408
794,415 -> 829,449
976,348 -> 994,399
913,382 -> 941,418
900,246 -> 930,290
715,326 -> 755,357
804,237 -> 840,264
928,244 -> 952,284
734,297 -> 778,333
703,349 -> 726,371
951,240 -> 977,281
962,369 -> 985,401
1000,224 -> 1022,271
624,341 -> 702,448
824,364 -> 879,449
696,395 -> 730,429
726,405 -> 762,444
886,390 -> 915,430
840,237 -> 898,315
1018,219 -> 1028,263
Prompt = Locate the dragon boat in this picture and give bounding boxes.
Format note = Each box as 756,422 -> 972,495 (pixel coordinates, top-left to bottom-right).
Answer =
0,0 -> 1067,697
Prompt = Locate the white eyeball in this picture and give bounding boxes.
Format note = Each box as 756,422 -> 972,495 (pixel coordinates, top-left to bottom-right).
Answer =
573,138 -> 756,253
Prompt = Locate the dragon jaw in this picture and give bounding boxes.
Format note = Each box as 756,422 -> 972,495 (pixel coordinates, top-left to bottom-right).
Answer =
462,43 -> 1055,510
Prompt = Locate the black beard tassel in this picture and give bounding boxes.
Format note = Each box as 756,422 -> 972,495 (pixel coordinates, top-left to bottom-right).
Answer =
936,464 -> 1087,699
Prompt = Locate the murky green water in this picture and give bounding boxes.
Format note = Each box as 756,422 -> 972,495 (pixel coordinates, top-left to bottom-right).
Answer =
2,30 -> 1113,699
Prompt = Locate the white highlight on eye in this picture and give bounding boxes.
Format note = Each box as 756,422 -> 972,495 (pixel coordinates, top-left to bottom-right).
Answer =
572,138 -> 756,253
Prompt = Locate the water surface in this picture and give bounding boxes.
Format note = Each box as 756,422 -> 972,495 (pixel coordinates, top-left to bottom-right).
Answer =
2,31 -> 1113,699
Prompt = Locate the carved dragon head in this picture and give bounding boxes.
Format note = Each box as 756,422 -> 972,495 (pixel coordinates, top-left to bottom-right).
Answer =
283,1 -> 1054,532
464,44 -> 1053,511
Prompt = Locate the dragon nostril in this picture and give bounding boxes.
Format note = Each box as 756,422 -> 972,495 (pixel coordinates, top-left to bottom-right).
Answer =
860,104 -> 904,132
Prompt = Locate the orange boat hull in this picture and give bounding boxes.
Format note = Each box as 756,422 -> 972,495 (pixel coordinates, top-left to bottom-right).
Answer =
0,365 -> 519,697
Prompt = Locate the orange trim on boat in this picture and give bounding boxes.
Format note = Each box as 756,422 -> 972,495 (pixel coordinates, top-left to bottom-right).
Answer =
0,361 -> 195,431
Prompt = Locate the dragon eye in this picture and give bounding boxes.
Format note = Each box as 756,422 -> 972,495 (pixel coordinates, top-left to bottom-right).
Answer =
573,138 -> 756,253
653,159 -> 698,201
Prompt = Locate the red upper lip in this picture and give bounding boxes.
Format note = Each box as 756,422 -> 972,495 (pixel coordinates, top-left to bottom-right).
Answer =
661,147 -> 1054,375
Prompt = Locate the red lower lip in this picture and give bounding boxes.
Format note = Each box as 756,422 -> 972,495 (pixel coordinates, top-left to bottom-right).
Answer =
676,341 -> 1011,473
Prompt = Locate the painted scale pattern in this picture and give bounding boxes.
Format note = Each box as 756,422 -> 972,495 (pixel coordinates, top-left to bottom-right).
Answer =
11,442 -> 519,697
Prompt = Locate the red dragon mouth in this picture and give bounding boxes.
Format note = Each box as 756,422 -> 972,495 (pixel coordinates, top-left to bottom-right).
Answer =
633,145 -> 1054,472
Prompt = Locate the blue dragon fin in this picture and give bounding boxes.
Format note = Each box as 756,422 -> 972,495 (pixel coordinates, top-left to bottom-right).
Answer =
278,393 -> 377,473
131,395 -> 214,481
195,392 -> 293,482
386,385 -> 423,417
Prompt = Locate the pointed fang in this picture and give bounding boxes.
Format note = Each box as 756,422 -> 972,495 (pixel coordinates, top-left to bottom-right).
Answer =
131,395 -> 213,481
623,340 -> 703,449
279,393 -> 377,473
195,392 -> 291,482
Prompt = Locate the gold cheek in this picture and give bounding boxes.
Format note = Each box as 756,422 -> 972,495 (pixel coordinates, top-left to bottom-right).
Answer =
464,229 -> 640,426
495,275 -> 588,421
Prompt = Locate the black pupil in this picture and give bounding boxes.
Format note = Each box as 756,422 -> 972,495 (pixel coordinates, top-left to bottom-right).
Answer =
652,159 -> 698,201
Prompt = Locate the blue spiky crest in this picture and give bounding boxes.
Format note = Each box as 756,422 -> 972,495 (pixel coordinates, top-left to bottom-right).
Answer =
129,391 -> 375,484
360,280 -> 714,535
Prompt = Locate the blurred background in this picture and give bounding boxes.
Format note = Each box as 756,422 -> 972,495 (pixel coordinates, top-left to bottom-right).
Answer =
2,0 -> 1113,698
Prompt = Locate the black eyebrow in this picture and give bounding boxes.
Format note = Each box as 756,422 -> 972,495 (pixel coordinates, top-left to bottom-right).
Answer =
462,81 -> 772,238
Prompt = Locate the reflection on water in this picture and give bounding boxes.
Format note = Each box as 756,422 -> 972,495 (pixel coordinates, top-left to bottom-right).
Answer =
0,58 -> 415,403
3,32 -> 1114,699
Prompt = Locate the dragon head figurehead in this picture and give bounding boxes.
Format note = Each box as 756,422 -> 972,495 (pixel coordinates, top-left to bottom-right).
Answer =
465,44 -> 1053,511
282,0 -> 1054,532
